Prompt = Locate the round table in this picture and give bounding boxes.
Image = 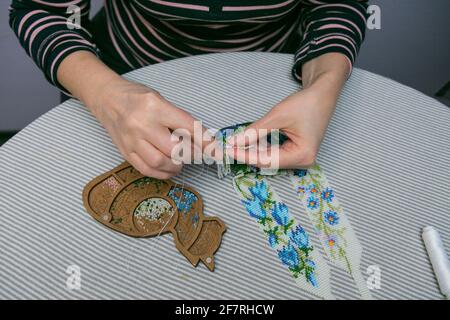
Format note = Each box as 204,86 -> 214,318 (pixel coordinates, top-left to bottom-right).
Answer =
0,52 -> 449,300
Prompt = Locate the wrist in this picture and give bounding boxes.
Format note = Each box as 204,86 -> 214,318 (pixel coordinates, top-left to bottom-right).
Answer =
307,71 -> 344,102
57,51 -> 125,120
301,53 -> 349,90
305,70 -> 345,96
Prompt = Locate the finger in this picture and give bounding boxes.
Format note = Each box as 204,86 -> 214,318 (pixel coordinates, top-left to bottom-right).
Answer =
160,104 -> 196,136
170,134 -> 204,164
149,125 -> 181,158
228,111 -> 283,147
164,125 -> 208,164
161,105 -> 209,151
230,145 -> 279,168
128,152 -> 177,180
142,110 -> 207,164
231,140 -> 314,169
136,139 -> 182,173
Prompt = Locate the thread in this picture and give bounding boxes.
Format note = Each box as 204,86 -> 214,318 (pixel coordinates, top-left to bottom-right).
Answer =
422,226 -> 450,299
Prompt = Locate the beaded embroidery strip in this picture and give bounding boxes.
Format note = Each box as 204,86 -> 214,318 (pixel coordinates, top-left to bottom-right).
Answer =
216,123 -> 372,299
216,124 -> 332,299
232,173 -> 334,299
290,166 -> 372,299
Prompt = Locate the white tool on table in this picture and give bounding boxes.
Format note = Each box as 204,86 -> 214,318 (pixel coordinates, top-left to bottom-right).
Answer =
422,226 -> 450,299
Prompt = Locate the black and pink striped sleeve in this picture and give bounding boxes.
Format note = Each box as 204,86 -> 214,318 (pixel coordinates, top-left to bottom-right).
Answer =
293,0 -> 369,83
9,0 -> 99,93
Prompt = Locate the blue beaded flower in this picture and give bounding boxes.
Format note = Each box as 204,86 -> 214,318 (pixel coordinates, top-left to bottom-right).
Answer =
289,225 -> 309,249
268,232 -> 278,248
271,203 -> 289,226
323,210 -> 339,226
306,196 -> 319,210
278,244 -> 299,269
321,188 -> 334,203
249,180 -> 269,203
242,198 -> 266,220
305,259 -> 318,287
326,235 -> 338,248
307,184 -> 319,194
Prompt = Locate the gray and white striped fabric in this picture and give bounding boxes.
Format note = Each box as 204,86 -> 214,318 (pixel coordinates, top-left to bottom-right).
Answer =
0,52 -> 449,300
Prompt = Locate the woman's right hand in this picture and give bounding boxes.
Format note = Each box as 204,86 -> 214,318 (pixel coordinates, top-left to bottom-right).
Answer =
57,51 -> 202,179
92,78 -> 200,179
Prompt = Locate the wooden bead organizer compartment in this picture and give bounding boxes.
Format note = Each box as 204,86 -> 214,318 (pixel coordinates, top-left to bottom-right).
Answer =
82,162 -> 226,271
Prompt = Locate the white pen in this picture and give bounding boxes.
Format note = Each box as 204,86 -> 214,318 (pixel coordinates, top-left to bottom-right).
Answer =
422,226 -> 450,299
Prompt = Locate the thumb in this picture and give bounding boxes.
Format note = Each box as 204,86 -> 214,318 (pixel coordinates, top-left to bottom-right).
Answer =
228,111 -> 281,147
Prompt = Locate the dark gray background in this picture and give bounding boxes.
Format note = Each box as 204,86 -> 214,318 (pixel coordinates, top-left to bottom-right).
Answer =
1,0 -> 449,132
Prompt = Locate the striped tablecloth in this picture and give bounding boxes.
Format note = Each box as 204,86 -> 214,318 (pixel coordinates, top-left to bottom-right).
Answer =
0,52 -> 449,300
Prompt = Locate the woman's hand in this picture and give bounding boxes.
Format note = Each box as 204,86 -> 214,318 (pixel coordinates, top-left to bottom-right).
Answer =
228,53 -> 349,169
94,79 -> 200,179
57,51 -> 202,179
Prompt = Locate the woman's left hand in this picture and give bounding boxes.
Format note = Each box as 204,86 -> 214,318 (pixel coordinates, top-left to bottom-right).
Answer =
227,53 -> 349,169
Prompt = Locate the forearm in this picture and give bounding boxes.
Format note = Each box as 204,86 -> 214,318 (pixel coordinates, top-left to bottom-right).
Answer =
281,52 -> 351,150
295,53 -> 348,121
302,52 -> 349,95
57,51 -> 126,119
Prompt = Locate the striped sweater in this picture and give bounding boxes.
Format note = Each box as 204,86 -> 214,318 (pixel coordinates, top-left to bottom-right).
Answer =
9,0 -> 368,93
